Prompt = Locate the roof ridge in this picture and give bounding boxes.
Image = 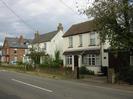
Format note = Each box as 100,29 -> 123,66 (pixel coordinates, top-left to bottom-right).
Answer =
40,30 -> 57,36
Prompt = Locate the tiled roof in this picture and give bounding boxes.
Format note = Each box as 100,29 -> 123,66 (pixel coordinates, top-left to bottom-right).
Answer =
5,37 -> 32,49
32,30 -> 58,44
63,20 -> 97,37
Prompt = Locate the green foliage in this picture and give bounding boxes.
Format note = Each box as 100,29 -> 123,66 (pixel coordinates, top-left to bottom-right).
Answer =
85,0 -> 133,49
125,67 -> 133,84
52,50 -> 63,68
79,66 -> 94,75
28,49 -> 46,65
17,61 -> 23,65
40,55 -> 53,67
118,66 -> 133,84
40,50 -> 63,68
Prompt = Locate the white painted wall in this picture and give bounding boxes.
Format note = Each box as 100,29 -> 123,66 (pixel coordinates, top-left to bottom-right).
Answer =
51,31 -> 64,59
32,30 -> 64,60
102,40 -> 110,67
63,32 -> 100,52
63,32 -> 110,73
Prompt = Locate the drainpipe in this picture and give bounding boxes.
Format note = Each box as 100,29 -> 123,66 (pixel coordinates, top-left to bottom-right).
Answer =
99,36 -> 103,73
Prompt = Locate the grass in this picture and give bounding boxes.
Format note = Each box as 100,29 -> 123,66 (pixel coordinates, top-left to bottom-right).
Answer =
0,65 -> 74,80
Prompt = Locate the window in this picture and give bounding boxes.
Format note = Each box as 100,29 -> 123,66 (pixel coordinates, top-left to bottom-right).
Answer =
6,49 -> 9,54
130,56 -> 133,66
83,54 -> 100,66
14,49 -> 17,54
90,32 -> 96,46
69,36 -> 73,48
14,57 -> 17,62
79,34 -> 83,46
44,42 -> 47,50
66,55 -> 72,65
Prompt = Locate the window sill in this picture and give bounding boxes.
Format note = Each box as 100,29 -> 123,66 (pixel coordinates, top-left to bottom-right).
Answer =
68,46 -> 73,48
78,45 -> 83,47
88,44 -> 96,46
82,65 -> 100,67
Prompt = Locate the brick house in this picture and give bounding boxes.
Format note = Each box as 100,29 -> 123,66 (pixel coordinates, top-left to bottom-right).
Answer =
2,35 -> 32,64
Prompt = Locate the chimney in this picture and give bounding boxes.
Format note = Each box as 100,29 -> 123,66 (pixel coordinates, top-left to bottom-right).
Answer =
57,23 -> 63,31
19,35 -> 24,45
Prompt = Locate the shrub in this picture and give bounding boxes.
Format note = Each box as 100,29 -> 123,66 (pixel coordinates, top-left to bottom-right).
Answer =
40,50 -> 63,68
17,61 -> 23,65
79,66 -> 94,75
125,67 -> 133,84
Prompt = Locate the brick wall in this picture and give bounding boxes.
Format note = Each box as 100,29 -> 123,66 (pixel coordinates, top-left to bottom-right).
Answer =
9,48 -> 25,62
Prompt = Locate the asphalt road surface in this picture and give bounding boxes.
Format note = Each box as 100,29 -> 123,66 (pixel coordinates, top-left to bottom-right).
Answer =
0,70 -> 133,99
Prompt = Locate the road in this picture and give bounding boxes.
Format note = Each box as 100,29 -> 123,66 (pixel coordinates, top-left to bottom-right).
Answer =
0,70 -> 133,99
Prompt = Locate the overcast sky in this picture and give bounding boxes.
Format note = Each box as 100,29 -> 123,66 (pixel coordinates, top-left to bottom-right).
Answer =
0,0 -> 88,45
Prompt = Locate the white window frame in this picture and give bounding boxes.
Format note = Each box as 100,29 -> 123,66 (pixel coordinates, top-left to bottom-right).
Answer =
79,34 -> 83,46
90,32 -> 96,46
83,54 -> 100,66
66,55 -> 72,65
69,36 -> 73,48
44,42 -> 47,50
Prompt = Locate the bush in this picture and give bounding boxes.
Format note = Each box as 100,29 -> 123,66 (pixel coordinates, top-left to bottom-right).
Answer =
40,50 -> 63,68
79,66 -> 94,75
17,61 -> 23,65
123,66 -> 133,84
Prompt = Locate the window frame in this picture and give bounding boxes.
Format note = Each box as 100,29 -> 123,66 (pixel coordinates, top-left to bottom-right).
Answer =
82,54 -> 100,66
90,32 -> 96,46
69,36 -> 73,48
66,55 -> 72,65
44,42 -> 47,50
79,34 -> 83,47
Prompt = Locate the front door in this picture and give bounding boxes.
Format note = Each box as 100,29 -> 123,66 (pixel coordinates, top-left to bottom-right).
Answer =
74,55 -> 79,79
74,55 -> 79,67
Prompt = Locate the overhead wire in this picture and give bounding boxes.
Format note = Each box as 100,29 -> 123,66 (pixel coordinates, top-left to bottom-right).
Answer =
0,0 -> 36,32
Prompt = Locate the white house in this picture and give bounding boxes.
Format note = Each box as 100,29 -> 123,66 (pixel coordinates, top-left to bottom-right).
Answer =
63,20 -> 110,74
31,23 -> 64,63
0,46 -> 2,62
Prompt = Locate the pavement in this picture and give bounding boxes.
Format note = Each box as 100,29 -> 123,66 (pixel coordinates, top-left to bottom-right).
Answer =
0,70 -> 133,99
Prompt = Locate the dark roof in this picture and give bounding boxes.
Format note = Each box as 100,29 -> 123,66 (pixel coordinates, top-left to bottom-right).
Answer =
5,37 -> 32,49
63,20 -> 97,37
32,30 -> 58,44
63,49 -> 100,55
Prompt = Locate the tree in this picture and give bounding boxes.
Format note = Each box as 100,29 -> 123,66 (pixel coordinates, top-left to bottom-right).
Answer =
77,0 -> 133,83
82,0 -> 133,49
28,48 -> 46,68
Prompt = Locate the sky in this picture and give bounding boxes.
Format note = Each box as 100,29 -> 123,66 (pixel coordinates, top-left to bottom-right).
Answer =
0,0 -> 88,45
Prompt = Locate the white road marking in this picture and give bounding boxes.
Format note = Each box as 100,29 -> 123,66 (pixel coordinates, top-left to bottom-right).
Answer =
11,79 -> 53,93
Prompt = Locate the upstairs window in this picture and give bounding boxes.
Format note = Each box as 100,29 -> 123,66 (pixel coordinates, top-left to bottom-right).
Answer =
130,56 -> 133,66
90,32 -> 96,46
69,36 -> 73,48
79,34 -> 83,47
44,42 -> 47,50
14,49 -> 17,54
